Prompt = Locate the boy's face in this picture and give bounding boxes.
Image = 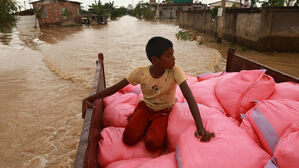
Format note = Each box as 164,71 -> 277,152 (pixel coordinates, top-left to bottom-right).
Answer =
156,47 -> 175,69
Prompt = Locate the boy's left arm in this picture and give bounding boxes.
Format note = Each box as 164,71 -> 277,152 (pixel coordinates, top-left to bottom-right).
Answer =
179,81 -> 215,142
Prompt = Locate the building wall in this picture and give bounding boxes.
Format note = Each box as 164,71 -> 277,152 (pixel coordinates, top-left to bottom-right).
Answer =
266,8 -> 299,51
156,4 -> 194,19
32,1 -> 81,27
179,7 -> 299,52
209,1 -> 240,8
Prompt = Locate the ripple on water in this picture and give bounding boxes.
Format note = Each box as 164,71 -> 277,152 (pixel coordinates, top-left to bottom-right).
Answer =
0,15 -> 223,168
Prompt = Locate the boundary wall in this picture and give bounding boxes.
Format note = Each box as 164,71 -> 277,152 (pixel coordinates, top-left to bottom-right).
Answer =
179,7 -> 299,52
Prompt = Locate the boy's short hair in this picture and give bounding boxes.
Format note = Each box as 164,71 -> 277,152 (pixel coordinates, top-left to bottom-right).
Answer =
146,36 -> 173,62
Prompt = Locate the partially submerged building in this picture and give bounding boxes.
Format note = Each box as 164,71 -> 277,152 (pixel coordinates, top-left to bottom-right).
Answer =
30,0 -> 81,27
81,13 -> 107,25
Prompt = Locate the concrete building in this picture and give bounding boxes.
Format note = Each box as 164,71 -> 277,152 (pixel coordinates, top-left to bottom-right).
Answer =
30,0 -> 81,27
208,0 -> 242,8
151,1 -> 204,19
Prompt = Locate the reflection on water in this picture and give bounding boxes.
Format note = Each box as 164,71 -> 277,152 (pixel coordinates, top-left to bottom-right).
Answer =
38,26 -> 83,44
0,34 -> 13,45
0,27 -> 14,45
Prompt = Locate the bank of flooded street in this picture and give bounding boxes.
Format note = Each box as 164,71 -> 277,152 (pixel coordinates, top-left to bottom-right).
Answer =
0,16 -> 223,167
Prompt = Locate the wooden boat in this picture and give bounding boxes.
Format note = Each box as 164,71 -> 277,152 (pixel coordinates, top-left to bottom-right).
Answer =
74,48 -> 299,168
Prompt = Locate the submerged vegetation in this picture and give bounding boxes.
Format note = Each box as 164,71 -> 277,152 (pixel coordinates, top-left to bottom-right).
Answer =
176,31 -> 196,41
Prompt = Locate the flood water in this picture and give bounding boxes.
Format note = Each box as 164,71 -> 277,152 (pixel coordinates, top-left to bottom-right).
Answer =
0,16 -> 224,168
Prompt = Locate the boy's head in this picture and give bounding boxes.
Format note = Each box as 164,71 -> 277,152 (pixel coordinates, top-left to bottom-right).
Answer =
146,36 -> 173,63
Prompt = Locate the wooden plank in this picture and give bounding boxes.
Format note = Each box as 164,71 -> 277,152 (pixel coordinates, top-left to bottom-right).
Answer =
226,48 -> 299,83
74,108 -> 93,168
74,54 -> 106,168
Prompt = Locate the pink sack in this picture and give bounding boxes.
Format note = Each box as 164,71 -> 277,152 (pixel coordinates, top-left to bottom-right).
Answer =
139,152 -> 177,168
103,103 -> 136,127
105,157 -> 152,168
103,92 -> 139,108
190,77 -> 225,112
175,87 -> 185,103
240,116 -> 261,146
103,92 -> 123,108
215,70 -> 275,122
197,72 -> 225,81
269,82 -> 299,101
274,121 -> 299,168
265,121 -> 299,168
167,103 -> 221,152
173,73 -> 199,103
176,113 -> 270,168
106,152 -> 177,168
185,72 -> 199,85
97,127 -> 157,167
119,84 -> 141,94
246,99 -> 299,155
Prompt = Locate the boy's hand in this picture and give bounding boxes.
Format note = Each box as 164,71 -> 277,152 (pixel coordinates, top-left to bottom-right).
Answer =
195,129 -> 215,142
82,98 -> 95,119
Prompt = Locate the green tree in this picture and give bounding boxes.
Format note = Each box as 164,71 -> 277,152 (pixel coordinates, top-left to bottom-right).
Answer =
0,0 -> 20,32
132,1 -> 154,19
88,1 -> 127,20
89,0 -> 105,17
210,6 -> 219,18
250,0 -> 257,7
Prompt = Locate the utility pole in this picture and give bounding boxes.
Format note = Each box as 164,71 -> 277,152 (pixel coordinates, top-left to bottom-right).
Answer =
155,0 -> 160,20
217,0 -> 226,43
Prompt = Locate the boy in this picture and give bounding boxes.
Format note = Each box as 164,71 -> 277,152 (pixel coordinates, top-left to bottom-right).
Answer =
82,36 -> 214,151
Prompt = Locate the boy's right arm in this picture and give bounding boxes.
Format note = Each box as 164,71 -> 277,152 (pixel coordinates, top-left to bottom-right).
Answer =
82,78 -> 129,118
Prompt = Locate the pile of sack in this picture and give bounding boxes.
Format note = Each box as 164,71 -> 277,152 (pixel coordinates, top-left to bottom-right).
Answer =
96,70 -> 299,168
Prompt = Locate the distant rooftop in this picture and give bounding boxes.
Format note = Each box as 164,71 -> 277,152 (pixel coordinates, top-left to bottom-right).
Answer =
30,0 -> 81,4
208,0 -> 241,5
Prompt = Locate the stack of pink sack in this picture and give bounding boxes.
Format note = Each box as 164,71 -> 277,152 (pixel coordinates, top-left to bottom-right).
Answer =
241,99 -> 299,168
97,75 -> 197,167
175,113 -> 270,168
96,70 -> 299,168
215,70 -> 275,122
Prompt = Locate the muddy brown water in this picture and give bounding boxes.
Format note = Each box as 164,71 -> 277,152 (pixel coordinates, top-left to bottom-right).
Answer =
0,16 -> 223,168
0,15 -> 297,168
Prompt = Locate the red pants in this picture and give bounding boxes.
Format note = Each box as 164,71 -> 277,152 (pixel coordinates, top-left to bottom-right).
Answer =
123,101 -> 171,151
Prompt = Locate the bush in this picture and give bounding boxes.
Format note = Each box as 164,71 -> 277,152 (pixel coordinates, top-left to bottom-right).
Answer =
176,30 -> 195,41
